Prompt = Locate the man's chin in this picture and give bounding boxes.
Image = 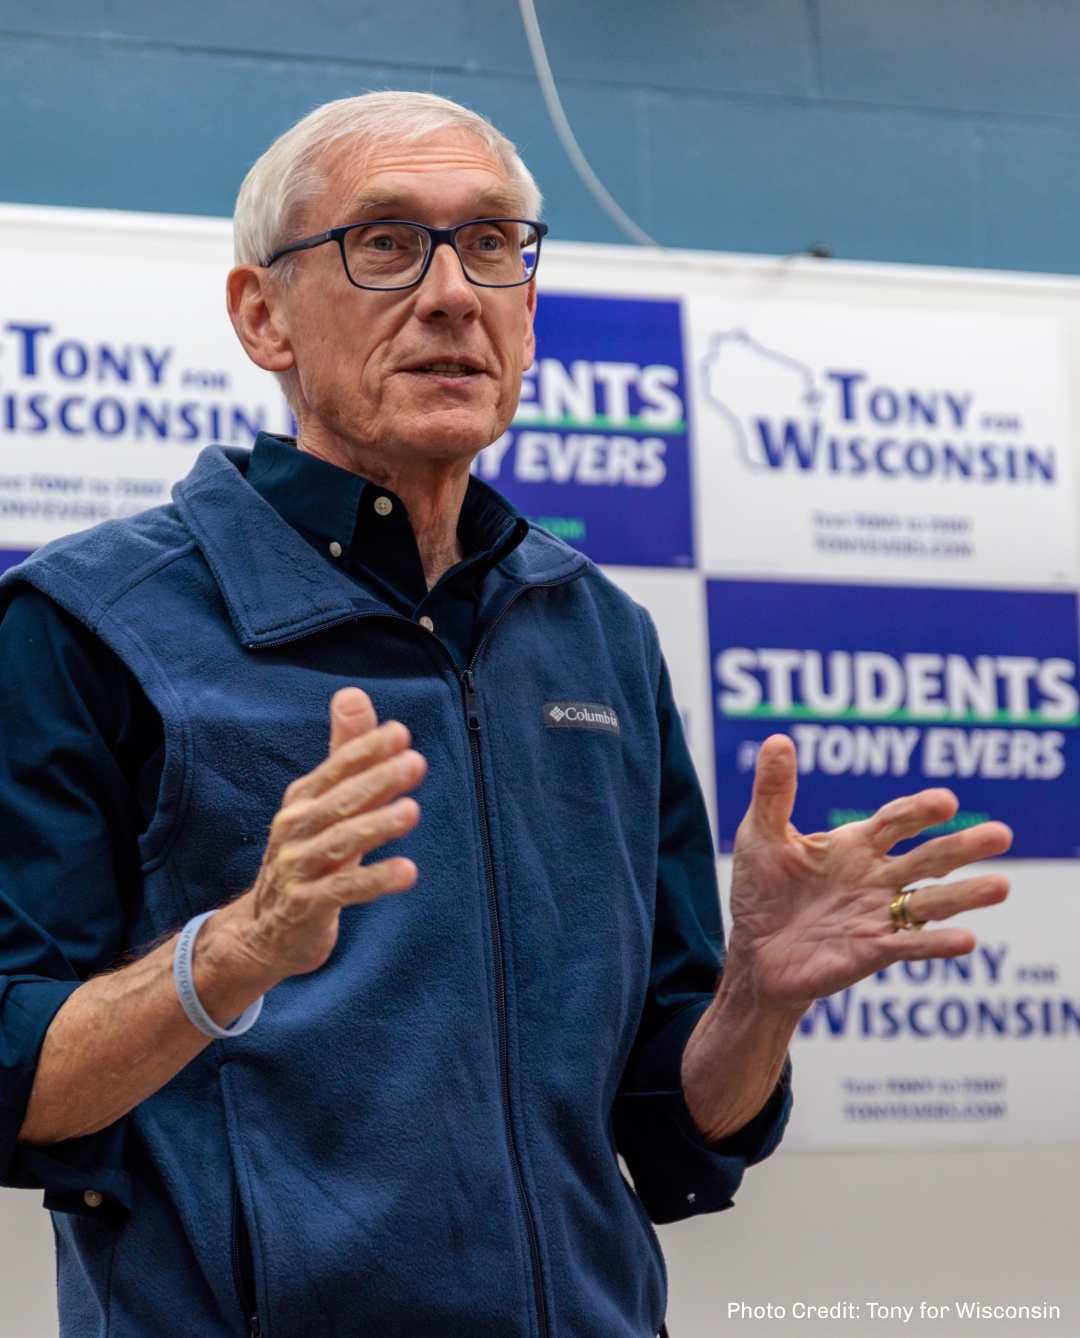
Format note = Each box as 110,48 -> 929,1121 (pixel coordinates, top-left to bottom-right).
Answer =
387,405 -> 502,460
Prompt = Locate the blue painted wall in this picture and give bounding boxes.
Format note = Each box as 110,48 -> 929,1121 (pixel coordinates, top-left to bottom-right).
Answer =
1,2 -> 1079,272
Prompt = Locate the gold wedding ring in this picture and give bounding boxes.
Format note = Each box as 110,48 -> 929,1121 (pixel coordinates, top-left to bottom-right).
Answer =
889,889 -> 924,931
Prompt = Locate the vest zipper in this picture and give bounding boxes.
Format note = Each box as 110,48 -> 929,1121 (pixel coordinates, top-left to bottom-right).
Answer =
462,669 -> 481,732
460,666 -> 549,1338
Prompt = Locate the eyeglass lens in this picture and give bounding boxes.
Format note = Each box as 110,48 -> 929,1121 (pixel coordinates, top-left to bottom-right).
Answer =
341,221 -> 539,288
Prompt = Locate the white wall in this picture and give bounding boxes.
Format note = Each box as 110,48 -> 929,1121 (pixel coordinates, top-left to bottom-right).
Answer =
0,1189 -> 56,1337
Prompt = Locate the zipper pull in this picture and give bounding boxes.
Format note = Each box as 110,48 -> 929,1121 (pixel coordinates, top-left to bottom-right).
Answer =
249,1317 -> 261,1338
462,670 -> 481,731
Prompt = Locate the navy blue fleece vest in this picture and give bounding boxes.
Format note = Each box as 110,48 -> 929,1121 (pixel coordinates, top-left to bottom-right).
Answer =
9,446 -> 672,1338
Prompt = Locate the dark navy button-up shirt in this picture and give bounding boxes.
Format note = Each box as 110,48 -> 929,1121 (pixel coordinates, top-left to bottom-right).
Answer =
245,433 -> 530,667
0,433 -> 789,1225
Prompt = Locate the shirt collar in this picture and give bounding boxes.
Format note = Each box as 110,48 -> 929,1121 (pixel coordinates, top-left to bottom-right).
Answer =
245,433 -> 366,557
244,432 -> 528,604
170,446 -> 589,648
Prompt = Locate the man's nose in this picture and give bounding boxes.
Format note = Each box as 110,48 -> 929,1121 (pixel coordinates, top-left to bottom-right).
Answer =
413,240 -> 482,321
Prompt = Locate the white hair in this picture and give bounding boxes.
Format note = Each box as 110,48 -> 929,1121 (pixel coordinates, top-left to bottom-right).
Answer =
233,91 -> 543,270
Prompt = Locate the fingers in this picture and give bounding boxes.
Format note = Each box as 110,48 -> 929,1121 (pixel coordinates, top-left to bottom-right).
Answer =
875,873 -> 1008,969
329,687 -> 378,755
285,718 -> 413,806
747,735 -> 799,838
904,874 -> 1009,925
862,787 -> 958,853
283,797 -> 421,881
889,821 -> 1013,883
248,697 -> 424,975
884,925 -> 978,963
284,748 -> 428,842
312,855 -> 419,907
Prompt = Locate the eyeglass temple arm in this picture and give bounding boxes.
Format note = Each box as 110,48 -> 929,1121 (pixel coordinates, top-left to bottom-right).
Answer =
263,230 -> 335,267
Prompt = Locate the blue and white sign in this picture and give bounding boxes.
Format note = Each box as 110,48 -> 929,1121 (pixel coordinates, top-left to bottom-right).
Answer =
708,580 -> 1080,858
687,299 -> 1079,589
473,293 -> 694,567
0,210 -> 291,560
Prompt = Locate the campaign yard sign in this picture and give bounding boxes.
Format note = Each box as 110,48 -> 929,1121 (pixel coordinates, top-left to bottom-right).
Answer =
687,299 -> 1079,590
0,213 -> 292,567
472,292 -> 694,567
708,580 -> 1080,858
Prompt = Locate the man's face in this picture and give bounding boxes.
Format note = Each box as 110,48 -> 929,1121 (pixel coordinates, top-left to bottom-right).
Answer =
267,129 -> 536,466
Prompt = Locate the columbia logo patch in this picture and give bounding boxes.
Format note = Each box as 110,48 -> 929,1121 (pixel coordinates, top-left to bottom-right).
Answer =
543,701 -> 620,733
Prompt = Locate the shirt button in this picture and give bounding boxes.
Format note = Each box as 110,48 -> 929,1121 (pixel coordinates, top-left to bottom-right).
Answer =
83,1190 -> 103,1208
373,496 -> 393,516
418,616 -> 434,632
328,541 -> 342,558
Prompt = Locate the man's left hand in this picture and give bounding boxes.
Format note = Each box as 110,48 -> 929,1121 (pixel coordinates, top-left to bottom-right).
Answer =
682,733 -> 1011,1145
729,733 -> 1012,1010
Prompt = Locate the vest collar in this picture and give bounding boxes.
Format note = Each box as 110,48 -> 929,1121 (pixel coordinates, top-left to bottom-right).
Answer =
172,446 -> 588,650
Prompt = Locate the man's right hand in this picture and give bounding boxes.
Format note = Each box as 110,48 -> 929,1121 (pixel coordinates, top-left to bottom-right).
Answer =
211,686 -> 427,989
18,686 -> 426,1147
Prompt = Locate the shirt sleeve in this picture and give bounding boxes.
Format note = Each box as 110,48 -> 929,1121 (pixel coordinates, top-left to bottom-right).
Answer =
0,584 -> 163,1223
612,655 -> 792,1225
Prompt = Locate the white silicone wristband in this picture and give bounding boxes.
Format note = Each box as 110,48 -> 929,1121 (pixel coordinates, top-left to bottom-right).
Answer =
173,910 -> 264,1040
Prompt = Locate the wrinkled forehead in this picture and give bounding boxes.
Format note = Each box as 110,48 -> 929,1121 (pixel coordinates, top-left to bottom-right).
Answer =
310,129 -> 528,227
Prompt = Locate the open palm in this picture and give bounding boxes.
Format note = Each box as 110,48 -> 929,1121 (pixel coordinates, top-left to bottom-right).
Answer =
729,736 -> 1013,1009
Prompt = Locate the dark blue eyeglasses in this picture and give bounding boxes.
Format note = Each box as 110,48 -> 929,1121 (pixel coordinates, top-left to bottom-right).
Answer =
264,218 -> 547,290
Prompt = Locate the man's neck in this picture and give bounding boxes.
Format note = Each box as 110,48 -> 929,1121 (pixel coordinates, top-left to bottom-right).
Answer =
296,430 -> 470,590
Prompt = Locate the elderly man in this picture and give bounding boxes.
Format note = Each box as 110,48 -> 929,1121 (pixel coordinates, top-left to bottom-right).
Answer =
0,92 -> 1010,1338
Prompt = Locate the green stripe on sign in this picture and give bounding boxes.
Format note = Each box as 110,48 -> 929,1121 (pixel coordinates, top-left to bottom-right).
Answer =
510,413 -> 686,434
530,515 -> 586,540
829,808 -> 990,836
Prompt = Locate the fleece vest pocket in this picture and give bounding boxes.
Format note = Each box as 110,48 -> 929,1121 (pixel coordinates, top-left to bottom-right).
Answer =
232,1182 -> 261,1337
222,1062 -> 264,1337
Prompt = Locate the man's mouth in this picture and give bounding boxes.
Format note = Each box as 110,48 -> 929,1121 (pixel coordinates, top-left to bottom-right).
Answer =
410,361 -> 481,378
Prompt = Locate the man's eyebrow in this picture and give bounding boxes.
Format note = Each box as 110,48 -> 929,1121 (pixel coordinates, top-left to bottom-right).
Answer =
347,187 -> 527,217
347,191 -> 407,214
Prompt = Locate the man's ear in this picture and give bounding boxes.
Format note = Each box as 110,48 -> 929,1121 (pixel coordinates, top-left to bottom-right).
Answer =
522,276 -> 537,371
226,265 -> 296,374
